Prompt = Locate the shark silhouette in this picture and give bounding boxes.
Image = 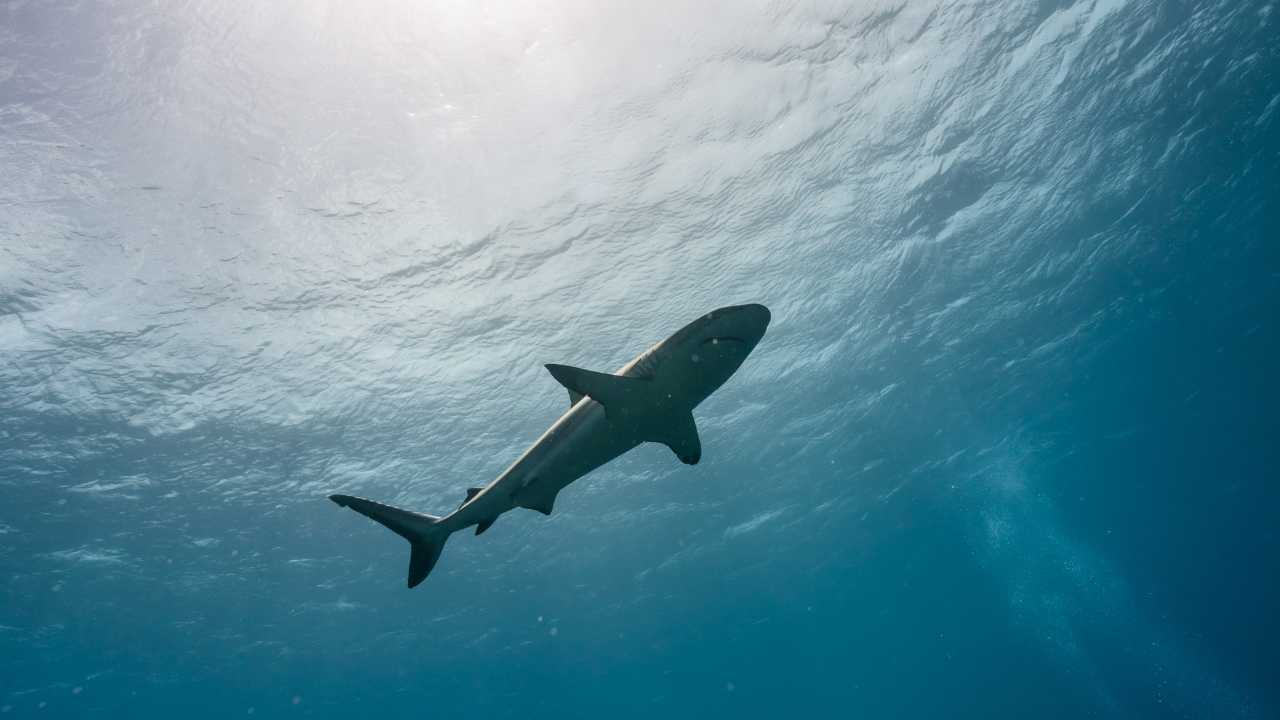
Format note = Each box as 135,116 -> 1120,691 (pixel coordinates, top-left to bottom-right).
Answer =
330,303 -> 771,587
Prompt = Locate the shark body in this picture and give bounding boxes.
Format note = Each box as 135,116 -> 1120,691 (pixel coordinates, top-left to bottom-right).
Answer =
330,303 -> 771,587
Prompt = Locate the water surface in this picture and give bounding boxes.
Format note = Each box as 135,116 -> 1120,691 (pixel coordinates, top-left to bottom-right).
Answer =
2,1 -> 1277,717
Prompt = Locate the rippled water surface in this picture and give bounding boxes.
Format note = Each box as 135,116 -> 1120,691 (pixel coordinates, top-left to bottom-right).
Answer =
3,0 -> 1278,717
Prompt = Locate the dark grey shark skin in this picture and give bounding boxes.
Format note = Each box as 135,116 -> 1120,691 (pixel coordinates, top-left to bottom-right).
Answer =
330,303 -> 770,588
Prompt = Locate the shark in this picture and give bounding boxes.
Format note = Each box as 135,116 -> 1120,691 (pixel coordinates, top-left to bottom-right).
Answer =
329,303 -> 771,588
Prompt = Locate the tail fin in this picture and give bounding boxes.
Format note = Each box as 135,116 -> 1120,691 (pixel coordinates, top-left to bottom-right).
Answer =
329,494 -> 451,588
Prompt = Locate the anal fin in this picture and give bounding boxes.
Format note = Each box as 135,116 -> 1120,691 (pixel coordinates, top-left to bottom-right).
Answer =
475,517 -> 497,535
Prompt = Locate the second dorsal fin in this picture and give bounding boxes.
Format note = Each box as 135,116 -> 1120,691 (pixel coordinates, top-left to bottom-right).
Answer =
459,487 -> 482,508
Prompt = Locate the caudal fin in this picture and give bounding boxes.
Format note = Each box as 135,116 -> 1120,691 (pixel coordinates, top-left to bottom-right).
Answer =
329,494 -> 451,588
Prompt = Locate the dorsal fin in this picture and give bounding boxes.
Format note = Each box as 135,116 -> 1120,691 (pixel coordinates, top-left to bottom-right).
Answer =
545,364 -> 649,421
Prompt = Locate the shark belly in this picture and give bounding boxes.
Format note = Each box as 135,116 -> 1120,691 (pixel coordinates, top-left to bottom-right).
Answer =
509,400 -> 640,512
442,399 -> 639,532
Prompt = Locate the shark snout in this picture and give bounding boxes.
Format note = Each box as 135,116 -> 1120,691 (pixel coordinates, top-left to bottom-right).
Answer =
736,303 -> 771,329
707,303 -> 771,346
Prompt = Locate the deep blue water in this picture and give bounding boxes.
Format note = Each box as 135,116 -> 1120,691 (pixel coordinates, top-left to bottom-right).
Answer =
2,0 -> 1278,717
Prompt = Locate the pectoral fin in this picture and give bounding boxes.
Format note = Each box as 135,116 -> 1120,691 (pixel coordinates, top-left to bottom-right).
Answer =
545,364 -> 650,421
653,411 -> 701,465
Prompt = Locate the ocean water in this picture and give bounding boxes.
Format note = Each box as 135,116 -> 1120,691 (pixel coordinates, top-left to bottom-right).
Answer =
2,0 -> 1278,717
